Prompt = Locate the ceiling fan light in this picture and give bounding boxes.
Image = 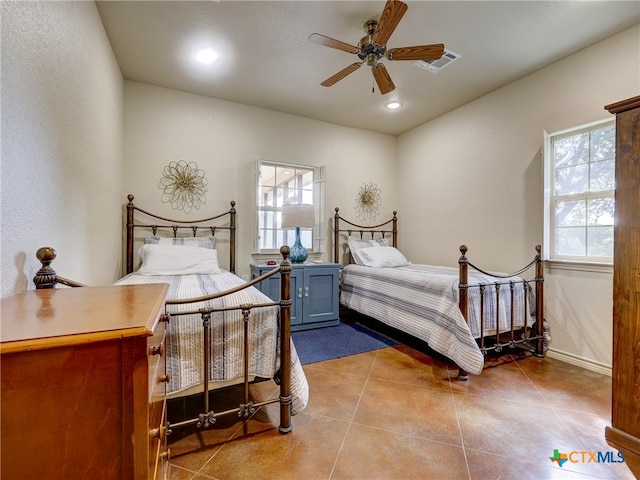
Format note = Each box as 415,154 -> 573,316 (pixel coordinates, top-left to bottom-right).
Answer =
196,48 -> 218,65
385,101 -> 402,110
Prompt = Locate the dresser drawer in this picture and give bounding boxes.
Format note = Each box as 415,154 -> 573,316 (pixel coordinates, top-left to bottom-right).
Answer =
147,316 -> 167,397
147,316 -> 168,480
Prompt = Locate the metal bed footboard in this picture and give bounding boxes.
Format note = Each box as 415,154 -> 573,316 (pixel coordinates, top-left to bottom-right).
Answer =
457,244 -> 545,380
165,246 -> 293,435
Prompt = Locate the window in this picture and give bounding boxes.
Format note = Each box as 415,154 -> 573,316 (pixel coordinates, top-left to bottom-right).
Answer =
256,159 -> 325,254
544,119 -> 615,264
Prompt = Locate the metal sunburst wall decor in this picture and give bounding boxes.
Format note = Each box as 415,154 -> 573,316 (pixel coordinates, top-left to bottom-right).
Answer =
355,181 -> 382,224
158,160 -> 208,214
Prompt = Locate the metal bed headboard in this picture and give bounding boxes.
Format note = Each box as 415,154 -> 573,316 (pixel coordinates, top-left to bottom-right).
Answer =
333,207 -> 397,264
125,194 -> 236,274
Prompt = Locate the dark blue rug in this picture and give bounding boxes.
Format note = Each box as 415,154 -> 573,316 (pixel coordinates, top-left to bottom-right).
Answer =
292,322 -> 398,365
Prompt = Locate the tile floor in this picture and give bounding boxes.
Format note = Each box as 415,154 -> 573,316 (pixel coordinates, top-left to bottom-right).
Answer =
167,331 -> 634,480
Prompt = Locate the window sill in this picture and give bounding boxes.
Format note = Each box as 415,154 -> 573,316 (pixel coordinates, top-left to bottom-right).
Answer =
545,259 -> 613,274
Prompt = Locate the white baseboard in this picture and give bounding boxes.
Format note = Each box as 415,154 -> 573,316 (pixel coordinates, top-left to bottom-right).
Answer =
546,348 -> 612,376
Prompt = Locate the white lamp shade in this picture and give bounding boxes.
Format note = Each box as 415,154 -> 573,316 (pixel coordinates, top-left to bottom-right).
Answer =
281,204 -> 315,228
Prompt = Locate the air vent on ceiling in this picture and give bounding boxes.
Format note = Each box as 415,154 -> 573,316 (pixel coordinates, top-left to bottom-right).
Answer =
414,49 -> 461,73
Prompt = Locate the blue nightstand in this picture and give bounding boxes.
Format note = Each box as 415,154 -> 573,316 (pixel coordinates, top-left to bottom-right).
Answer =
250,262 -> 340,331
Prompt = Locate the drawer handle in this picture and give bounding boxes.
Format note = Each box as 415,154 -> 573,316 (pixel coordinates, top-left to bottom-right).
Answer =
149,344 -> 164,357
149,425 -> 167,441
304,287 -> 309,297
160,448 -> 171,461
298,287 -> 303,299
158,373 -> 171,384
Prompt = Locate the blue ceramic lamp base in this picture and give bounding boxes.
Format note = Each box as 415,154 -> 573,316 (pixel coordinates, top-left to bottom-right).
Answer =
289,227 -> 308,263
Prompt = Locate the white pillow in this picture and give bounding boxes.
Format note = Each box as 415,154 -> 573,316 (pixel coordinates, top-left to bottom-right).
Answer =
357,246 -> 410,268
348,237 -> 390,265
137,244 -> 221,275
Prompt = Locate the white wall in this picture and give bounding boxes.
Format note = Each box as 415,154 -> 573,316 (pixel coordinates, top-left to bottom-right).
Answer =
1,1 -> 124,297
397,25 -> 640,372
124,81 -> 398,278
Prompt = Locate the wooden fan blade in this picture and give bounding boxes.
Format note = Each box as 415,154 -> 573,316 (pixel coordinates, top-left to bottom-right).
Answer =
308,33 -> 359,54
321,62 -> 363,87
371,0 -> 408,46
387,44 -> 445,61
371,63 -> 395,94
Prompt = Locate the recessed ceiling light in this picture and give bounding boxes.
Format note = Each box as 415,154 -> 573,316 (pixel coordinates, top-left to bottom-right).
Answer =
385,101 -> 402,110
196,48 -> 218,65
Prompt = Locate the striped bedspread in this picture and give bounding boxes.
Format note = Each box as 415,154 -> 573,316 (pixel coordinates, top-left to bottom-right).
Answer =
341,264 -> 533,375
116,271 -> 309,414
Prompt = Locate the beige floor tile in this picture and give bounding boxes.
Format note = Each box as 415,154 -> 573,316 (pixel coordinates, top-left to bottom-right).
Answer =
353,377 -> 462,446
332,423 -> 469,480
196,412 -> 349,480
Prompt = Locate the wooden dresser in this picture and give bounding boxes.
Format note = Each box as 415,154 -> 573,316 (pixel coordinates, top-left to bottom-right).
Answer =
1,283 -> 170,480
604,95 -> 640,477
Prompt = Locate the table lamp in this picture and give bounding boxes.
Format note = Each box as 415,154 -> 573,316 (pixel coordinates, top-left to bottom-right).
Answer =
281,204 -> 315,263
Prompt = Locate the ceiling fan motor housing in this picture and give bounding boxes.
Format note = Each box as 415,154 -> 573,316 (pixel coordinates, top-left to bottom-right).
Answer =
358,20 -> 386,65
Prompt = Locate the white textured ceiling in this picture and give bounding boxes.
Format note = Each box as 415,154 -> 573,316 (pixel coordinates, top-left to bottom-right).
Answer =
96,1 -> 640,136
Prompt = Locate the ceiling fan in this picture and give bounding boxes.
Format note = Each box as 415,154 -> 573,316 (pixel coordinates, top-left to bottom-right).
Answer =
308,0 -> 445,95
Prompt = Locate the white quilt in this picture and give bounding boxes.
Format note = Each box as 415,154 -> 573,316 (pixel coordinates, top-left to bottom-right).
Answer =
341,264 -> 534,376
116,271 -> 309,414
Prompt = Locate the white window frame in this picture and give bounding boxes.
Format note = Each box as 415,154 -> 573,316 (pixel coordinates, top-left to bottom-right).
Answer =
543,118 -> 615,271
254,158 -> 325,258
